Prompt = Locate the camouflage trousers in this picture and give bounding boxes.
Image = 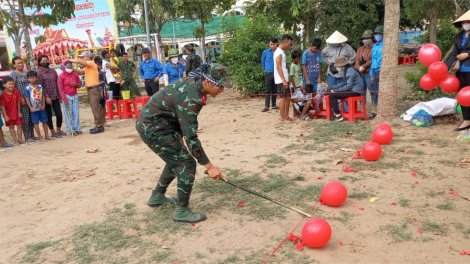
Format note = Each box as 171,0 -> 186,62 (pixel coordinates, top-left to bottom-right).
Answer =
122,78 -> 141,97
139,133 -> 196,207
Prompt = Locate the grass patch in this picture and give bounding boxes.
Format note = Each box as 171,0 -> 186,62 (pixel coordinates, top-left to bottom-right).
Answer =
380,222 -> 413,242
20,241 -> 55,263
337,175 -> 360,182
348,191 -> 369,200
329,211 -> 351,224
306,121 -> 372,142
263,154 -> 288,168
420,221 -> 447,235
398,198 -> 410,207
436,202 -> 455,211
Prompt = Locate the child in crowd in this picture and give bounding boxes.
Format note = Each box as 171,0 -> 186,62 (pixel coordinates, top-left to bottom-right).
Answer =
110,49 -> 124,85
0,88 -> 12,148
1,77 -> 24,145
291,84 -> 316,121
25,71 -> 51,141
290,50 -> 304,117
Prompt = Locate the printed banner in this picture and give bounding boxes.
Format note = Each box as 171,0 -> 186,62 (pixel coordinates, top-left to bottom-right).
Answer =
399,31 -> 423,44
4,0 -> 117,65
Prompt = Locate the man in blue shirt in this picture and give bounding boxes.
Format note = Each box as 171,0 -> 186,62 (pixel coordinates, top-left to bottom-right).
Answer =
139,48 -> 164,96
261,37 -> 279,112
370,25 -> 383,119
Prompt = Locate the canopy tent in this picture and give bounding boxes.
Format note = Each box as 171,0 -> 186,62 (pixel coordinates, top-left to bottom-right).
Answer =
118,16 -> 244,39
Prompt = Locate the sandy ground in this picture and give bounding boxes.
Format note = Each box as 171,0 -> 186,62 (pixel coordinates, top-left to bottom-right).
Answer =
1,65 -> 470,264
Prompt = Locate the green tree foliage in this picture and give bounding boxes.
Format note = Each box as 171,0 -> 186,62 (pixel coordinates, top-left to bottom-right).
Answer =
419,20 -> 459,56
0,0 -> 76,70
175,0 -> 235,62
220,14 -> 282,95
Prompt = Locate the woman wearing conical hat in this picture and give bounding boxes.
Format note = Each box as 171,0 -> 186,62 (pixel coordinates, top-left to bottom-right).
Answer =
322,31 -> 357,89
447,10 -> 470,131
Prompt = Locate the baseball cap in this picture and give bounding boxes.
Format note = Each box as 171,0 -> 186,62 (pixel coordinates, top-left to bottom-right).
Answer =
142,48 -> 151,53
78,51 -> 94,58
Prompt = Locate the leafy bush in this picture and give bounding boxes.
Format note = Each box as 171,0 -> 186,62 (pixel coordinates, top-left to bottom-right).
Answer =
402,61 -> 456,101
219,14 -> 282,95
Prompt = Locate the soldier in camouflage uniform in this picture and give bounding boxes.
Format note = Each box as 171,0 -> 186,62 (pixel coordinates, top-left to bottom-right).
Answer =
136,62 -> 230,223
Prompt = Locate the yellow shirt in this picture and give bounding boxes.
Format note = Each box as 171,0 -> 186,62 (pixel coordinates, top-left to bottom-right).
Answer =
85,61 -> 99,87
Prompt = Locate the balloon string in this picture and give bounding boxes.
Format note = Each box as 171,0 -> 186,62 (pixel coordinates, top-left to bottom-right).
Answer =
264,126 -> 378,263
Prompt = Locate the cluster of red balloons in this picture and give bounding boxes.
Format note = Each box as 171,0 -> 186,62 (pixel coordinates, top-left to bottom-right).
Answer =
302,181 -> 348,248
418,44 -> 460,94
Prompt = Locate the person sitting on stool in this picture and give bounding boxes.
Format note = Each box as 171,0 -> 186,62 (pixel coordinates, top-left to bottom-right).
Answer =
327,57 -> 364,122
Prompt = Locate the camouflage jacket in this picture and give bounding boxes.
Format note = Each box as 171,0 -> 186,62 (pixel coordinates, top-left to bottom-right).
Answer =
185,53 -> 202,75
136,78 -> 209,165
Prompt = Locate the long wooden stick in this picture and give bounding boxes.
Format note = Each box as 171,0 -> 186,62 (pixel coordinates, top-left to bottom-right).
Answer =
225,180 -> 312,218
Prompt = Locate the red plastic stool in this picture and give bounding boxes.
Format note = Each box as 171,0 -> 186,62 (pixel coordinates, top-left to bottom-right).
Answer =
403,56 -> 411,65
105,100 -> 120,120
134,96 -> 151,118
118,99 -> 135,119
314,96 -> 332,120
340,96 -> 368,122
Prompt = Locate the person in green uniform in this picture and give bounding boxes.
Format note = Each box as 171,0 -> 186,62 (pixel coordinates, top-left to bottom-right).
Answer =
185,45 -> 202,75
136,62 -> 230,223
118,52 -> 140,96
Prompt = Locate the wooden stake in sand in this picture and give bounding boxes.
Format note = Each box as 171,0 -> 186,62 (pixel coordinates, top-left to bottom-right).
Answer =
225,180 -> 312,218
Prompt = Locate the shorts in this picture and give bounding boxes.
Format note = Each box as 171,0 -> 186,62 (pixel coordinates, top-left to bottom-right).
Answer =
5,117 -> 24,126
0,116 -> 3,127
276,83 -> 290,98
31,110 -> 48,124
299,103 -> 314,113
303,79 -> 318,92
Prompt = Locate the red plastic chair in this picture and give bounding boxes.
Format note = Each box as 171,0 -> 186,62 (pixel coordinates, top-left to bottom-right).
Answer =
118,99 -> 135,119
134,96 -> 151,118
105,100 -> 119,120
340,96 -> 368,122
314,96 -> 333,120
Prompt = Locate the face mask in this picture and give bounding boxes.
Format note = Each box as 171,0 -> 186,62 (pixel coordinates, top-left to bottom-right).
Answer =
463,23 -> 470,31
170,57 -> 178,64
41,62 -> 50,68
363,39 -> 372,46
374,34 -> 383,42
65,68 -> 73,73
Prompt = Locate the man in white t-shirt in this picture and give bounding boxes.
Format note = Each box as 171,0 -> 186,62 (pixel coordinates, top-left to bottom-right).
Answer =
274,34 -> 294,122
101,50 -> 121,101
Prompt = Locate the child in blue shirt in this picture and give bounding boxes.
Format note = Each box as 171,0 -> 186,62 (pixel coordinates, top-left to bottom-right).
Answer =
25,71 -> 51,141
291,84 -> 316,120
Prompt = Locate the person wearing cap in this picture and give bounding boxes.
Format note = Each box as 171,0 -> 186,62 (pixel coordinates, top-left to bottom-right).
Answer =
326,57 -> 364,122
139,48 -> 163,96
135,62 -> 230,223
69,51 -> 105,134
302,38 -> 323,92
369,25 -> 384,119
322,31 -> 356,89
163,49 -> 186,86
447,10 -> 470,131
356,30 -> 375,105
185,45 -> 202,75
261,37 -> 279,112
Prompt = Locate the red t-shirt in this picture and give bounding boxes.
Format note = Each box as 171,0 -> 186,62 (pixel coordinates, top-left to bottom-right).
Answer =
1,89 -> 22,120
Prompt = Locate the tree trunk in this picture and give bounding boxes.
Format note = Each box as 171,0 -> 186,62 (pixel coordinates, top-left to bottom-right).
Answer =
157,28 -> 165,62
199,5 -> 206,63
429,5 -> 437,45
377,0 -> 400,116
18,0 -> 36,70
12,33 -> 22,57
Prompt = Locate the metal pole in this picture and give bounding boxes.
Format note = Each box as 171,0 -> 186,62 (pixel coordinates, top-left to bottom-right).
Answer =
143,0 -> 152,52
172,21 -> 176,49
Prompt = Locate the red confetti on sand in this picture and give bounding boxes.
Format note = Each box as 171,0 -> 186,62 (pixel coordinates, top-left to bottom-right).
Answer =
353,205 -> 364,210
343,166 -> 358,173
415,181 -> 419,184
372,168 -> 377,171
173,262 -> 179,264
280,200 -> 283,203
392,202 -> 397,205
238,202 -> 244,207
420,143 -> 426,146
355,150 -> 363,159
287,233 -> 300,244
362,184 -> 366,188
191,223 -> 195,227
459,163 -> 469,166
339,241 -> 344,246
406,150 -> 410,154
295,242 -> 304,251
411,172 -> 417,177
460,250 -> 470,255
416,229 -> 423,234
317,176 -> 324,179
448,190 -> 459,196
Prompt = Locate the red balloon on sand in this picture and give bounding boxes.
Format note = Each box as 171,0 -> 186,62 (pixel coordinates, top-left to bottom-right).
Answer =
372,127 -> 394,145
302,218 -> 332,248
420,74 -> 439,90
375,123 -> 392,131
457,86 -> 470,107
362,142 -> 382,161
418,44 -> 441,67
439,74 -> 460,94
321,181 -> 348,207
428,61 -> 448,81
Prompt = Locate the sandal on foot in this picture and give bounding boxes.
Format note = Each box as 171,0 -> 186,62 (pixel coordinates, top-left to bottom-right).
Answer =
261,107 -> 269,112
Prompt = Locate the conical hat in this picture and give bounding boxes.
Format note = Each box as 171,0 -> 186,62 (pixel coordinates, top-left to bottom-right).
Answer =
326,31 -> 348,44
453,10 -> 470,28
